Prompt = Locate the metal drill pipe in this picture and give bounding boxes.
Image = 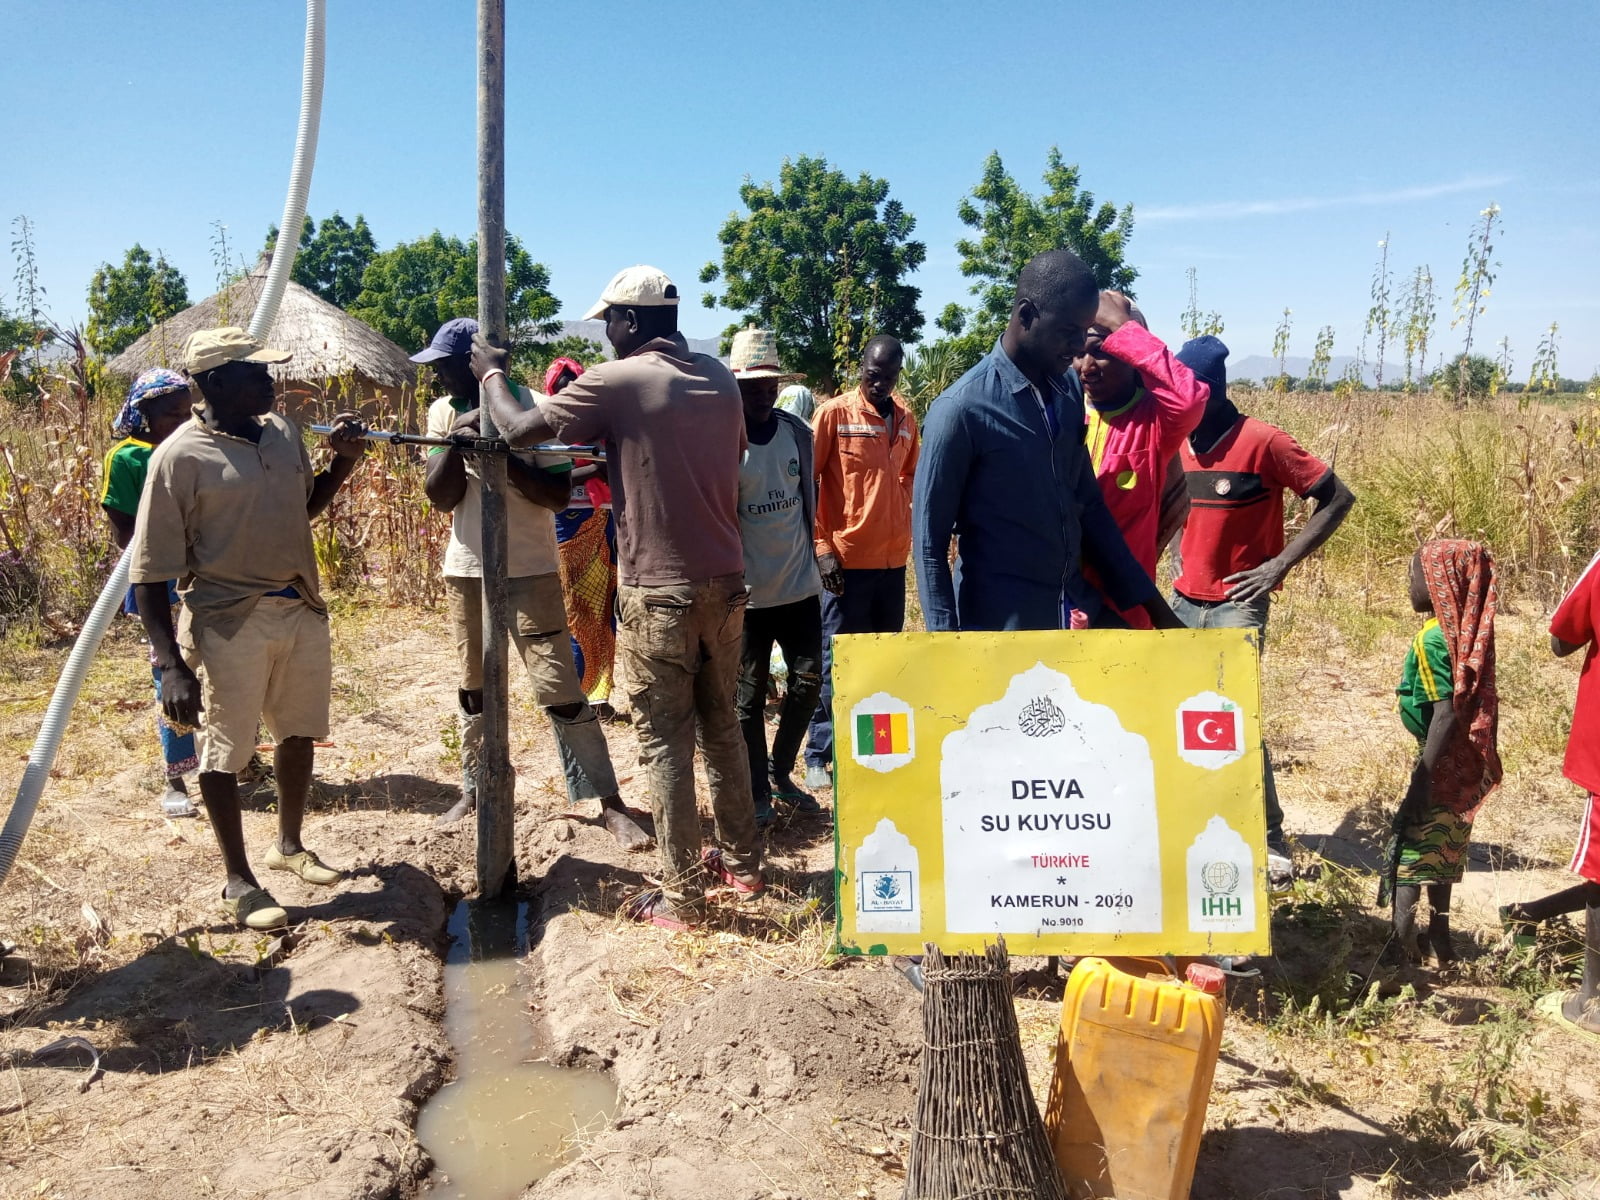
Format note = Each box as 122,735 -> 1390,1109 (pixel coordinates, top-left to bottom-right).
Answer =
306,424 -> 603,458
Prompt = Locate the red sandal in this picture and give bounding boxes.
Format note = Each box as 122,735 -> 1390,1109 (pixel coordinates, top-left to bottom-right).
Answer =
702,847 -> 765,895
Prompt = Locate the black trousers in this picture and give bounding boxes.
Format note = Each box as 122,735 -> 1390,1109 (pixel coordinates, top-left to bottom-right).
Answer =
736,594 -> 824,793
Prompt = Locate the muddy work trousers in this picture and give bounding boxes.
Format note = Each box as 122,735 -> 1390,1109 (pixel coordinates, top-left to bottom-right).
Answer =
447,573 -> 620,808
618,573 -> 760,907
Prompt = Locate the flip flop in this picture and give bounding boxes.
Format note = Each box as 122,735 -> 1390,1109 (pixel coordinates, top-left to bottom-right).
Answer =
702,847 -> 765,895
222,886 -> 288,931
770,780 -> 823,817
622,890 -> 695,932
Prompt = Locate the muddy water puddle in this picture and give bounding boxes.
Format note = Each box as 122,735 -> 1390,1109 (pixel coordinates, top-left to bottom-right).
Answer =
418,899 -> 617,1198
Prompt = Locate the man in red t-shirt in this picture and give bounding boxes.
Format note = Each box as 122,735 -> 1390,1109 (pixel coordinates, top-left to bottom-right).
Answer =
1170,337 -> 1355,874
1503,549 -> 1600,1032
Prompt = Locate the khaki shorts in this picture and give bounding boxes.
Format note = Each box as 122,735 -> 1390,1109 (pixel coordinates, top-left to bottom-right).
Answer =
446,574 -> 585,707
181,597 -> 332,774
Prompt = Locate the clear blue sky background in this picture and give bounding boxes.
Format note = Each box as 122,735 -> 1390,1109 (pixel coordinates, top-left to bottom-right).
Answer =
4,0 -> 1597,378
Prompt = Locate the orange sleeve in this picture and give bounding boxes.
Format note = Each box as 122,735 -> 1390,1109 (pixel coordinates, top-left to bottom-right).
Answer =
812,402 -> 841,558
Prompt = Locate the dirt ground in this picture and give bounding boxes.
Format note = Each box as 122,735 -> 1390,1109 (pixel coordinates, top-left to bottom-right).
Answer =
2,584 -> 1599,1200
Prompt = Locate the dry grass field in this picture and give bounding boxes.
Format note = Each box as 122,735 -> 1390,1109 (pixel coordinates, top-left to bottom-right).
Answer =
1,383 -> 1598,1198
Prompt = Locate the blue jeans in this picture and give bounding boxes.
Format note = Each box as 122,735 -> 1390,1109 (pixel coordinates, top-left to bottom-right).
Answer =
1173,590 -> 1285,851
805,568 -> 906,769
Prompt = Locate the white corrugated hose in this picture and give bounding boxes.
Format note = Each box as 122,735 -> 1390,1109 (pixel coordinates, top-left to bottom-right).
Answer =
0,0 -> 326,891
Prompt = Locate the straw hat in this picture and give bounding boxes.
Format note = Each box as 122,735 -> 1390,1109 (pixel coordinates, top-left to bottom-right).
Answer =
729,325 -> 800,381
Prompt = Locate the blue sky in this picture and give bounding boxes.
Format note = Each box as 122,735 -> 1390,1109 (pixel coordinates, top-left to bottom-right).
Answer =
4,0 -> 1597,378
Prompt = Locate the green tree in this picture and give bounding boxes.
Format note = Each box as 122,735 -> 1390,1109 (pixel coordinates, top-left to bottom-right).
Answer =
349,230 -> 558,355
1271,308 -> 1293,393
513,334 -> 607,390
1401,265 -> 1436,392
1450,204 -> 1500,405
900,341 -> 966,419
85,243 -> 189,357
265,212 -> 378,309
1307,325 -> 1335,391
1434,353 -> 1497,401
699,155 -> 924,395
1180,267 -> 1224,340
934,149 -> 1137,372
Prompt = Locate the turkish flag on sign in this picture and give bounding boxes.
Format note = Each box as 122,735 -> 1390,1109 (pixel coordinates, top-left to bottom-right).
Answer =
1181,710 -> 1238,752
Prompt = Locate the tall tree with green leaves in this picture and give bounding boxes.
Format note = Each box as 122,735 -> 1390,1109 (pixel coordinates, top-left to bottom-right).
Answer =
349,230 -> 557,355
1528,321 -> 1560,399
1401,265 -> 1436,391
265,212 -> 378,309
1271,308 -> 1293,393
1307,325 -> 1335,391
699,154 -> 925,395
1364,235 -> 1393,390
934,149 -> 1136,372
85,243 -> 189,357
1179,267 -> 1224,340
1450,204 -> 1500,405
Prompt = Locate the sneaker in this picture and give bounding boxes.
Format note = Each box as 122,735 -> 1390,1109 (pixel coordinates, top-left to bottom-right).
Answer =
803,764 -> 832,791
702,847 -> 765,895
263,846 -> 343,886
222,885 -> 288,931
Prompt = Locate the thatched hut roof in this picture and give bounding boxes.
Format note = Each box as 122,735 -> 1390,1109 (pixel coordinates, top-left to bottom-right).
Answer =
106,262 -> 415,389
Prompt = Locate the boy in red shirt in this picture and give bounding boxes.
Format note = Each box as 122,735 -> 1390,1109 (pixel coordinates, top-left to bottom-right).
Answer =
1072,292 -> 1207,628
1503,549 -> 1600,1032
1171,337 -> 1355,875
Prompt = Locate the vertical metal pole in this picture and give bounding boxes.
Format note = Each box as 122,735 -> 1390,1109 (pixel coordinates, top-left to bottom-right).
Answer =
475,0 -> 514,897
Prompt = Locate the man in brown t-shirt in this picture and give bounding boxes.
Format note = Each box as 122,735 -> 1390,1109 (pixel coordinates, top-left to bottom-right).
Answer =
472,266 -> 762,928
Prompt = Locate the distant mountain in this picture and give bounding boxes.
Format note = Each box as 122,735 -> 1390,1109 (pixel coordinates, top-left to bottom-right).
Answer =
1230,355 -> 1407,388
550,320 -> 723,362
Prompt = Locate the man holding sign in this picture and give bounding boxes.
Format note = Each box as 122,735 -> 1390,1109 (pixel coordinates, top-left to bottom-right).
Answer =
913,250 -> 1182,634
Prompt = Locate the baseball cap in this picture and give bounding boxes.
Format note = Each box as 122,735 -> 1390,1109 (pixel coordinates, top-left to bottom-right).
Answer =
183,326 -> 292,375
582,266 -> 679,321
410,317 -> 480,364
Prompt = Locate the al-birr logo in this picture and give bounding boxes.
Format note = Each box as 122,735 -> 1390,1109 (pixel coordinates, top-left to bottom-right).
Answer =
1175,692 -> 1245,770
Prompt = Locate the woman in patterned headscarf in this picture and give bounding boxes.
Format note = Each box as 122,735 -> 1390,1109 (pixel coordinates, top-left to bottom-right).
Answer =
545,357 -> 620,716
101,367 -> 200,816
1385,538 -> 1501,963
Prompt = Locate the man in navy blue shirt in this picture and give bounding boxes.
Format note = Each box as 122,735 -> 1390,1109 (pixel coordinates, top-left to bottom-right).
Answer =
914,250 -> 1181,632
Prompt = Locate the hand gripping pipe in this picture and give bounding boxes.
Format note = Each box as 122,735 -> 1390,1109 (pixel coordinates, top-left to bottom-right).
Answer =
0,0 -> 325,891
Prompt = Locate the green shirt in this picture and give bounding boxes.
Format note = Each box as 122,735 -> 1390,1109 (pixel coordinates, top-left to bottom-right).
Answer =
1397,617 -> 1452,740
100,436 -> 155,516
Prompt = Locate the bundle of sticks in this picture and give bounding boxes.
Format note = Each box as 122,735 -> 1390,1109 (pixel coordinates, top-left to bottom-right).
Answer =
905,938 -> 1067,1200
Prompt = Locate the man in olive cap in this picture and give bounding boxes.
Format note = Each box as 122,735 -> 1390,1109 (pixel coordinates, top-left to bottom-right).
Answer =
130,326 -> 367,931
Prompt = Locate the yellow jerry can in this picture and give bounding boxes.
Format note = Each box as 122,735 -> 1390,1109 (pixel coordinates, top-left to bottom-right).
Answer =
1044,956 -> 1226,1200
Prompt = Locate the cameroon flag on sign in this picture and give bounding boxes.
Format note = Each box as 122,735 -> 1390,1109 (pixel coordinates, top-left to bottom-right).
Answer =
856,710 -> 910,757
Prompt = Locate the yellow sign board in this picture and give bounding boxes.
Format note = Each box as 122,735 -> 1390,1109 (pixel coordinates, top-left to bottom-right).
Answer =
833,630 -> 1270,958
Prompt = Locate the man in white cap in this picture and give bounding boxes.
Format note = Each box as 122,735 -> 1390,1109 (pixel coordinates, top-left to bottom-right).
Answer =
130,326 -> 366,931
727,327 -> 826,827
470,267 -> 763,929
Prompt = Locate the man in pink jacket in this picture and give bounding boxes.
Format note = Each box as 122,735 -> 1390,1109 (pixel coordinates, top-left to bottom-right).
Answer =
1071,291 -> 1208,628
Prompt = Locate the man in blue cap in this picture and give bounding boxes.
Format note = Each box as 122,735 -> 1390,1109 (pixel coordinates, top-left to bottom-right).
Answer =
416,317 -> 648,850
1171,334 -> 1356,877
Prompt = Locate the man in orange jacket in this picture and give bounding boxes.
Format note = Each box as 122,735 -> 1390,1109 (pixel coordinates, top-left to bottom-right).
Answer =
803,335 -> 919,791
